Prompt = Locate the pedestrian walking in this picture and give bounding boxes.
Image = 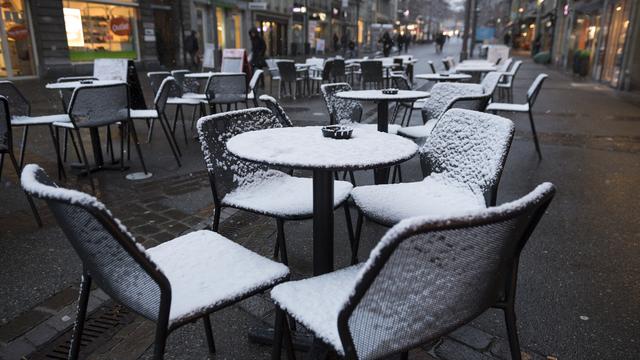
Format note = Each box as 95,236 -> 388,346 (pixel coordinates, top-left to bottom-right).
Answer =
249,27 -> 267,72
333,34 -> 340,52
341,32 -> 349,56
435,32 -> 446,54
380,32 -> 393,57
184,30 -> 199,69
404,32 -> 411,53
395,33 -> 403,53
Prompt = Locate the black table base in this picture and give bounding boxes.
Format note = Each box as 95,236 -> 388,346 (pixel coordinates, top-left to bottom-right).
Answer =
312,169 -> 334,275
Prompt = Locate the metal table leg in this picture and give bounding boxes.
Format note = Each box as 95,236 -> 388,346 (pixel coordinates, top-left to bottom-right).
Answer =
374,100 -> 390,184
312,169 -> 334,276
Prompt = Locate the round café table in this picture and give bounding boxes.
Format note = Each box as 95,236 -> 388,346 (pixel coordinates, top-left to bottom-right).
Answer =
415,73 -> 472,82
227,126 -> 417,275
184,71 -> 243,79
45,79 -> 123,90
335,89 -> 428,183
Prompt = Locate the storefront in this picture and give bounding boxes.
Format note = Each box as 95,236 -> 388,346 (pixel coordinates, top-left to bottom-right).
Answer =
62,0 -> 140,62
255,13 -> 288,56
595,0 -> 634,88
0,0 -> 37,77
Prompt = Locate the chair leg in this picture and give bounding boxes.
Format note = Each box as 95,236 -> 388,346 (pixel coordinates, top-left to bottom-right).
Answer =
147,118 -> 155,143
75,129 -> 95,193
152,324 -> 168,360
0,153 -> 4,180
527,110 -> 542,159
212,206 -> 222,232
68,129 -> 82,162
48,125 -> 66,180
343,203 -> 355,257
18,125 -> 28,170
8,152 -> 42,227
157,116 -> 181,167
503,306 -> 522,360
202,315 -> 216,354
351,212 -> 363,265
162,114 -> 181,157
68,272 -> 92,360
128,121 -> 149,174
276,219 -> 288,265
272,307 -> 285,360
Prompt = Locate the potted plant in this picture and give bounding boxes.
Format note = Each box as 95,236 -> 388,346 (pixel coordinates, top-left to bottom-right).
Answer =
573,50 -> 591,77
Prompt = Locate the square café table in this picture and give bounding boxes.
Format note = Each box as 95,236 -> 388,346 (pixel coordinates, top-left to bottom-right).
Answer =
227,126 -> 417,275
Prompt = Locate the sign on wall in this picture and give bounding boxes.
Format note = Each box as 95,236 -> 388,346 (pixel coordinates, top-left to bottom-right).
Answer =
63,8 -> 84,47
110,17 -> 131,36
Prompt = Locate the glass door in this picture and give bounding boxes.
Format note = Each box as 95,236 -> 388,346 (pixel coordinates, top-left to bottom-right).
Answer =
0,0 -> 37,77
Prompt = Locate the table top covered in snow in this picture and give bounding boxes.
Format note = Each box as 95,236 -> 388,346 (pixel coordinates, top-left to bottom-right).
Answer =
227,126 -> 418,171
415,73 -> 472,81
335,90 -> 430,102
45,80 -> 124,90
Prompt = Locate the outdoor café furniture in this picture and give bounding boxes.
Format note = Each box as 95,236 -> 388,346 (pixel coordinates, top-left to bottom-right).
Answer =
396,82 -> 487,140
479,71 -> 503,100
270,182 -> 556,360
170,69 -> 201,95
332,58 -> 347,82
226,124 -> 417,275
21,164 -> 290,360
259,95 -> 294,127
415,72 -> 472,82
0,96 -> 41,226
359,60 -> 384,89
390,75 -> 425,127
309,59 -> 333,94
147,71 -> 171,95
486,73 -> 549,159
248,69 -> 264,106
204,73 -> 248,112
266,58 -> 281,95
130,77 -> 182,166
198,108 -> 355,266
455,62 -> 498,82
1,80 -> 67,178
497,60 -> 523,102
428,60 -> 437,73
277,60 -> 306,99
350,108 -> 515,262
44,79 -> 122,91
52,83 -> 148,192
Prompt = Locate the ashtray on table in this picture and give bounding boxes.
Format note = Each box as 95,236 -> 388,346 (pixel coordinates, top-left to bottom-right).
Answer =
382,88 -> 399,95
322,125 -> 353,139
80,80 -> 94,84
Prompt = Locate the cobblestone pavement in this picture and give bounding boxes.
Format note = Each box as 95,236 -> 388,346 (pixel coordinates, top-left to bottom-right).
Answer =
1,39 -> 640,359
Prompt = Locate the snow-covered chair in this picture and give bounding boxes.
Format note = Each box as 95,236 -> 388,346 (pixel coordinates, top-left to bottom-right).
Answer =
247,69 -> 264,106
271,182 -> 555,360
350,109 -> 515,262
0,80 -> 68,178
427,60 -> 437,74
480,71 -> 502,100
197,108 -> 354,265
147,71 -> 171,95
396,82 -> 489,140
486,73 -> 548,159
390,75 -> 425,127
497,60 -> 522,102
320,83 -> 401,134
53,83 -> 147,192
205,73 -> 248,112
0,96 -> 41,226
266,58 -> 281,95
359,60 -> 383,89
20,164 -> 289,360
170,69 -> 201,96
309,59 -> 333,95
130,77 -> 182,166
277,61 -> 305,100
259,94 -> 293,127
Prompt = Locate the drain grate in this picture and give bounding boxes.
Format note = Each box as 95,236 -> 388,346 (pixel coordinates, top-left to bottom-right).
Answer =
29,302 -> 136,360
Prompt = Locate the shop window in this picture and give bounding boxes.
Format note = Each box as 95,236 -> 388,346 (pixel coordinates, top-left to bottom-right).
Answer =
63,0 -> 139,62
0,0 -> 37,77
216,7 -> 225,48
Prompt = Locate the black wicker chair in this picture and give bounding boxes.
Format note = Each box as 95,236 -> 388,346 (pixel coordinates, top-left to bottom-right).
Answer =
428,60 -> 437,74
332,58 -> 347,82
20,164 -> 289,360
0,96 -> 41,226
351,108 -> 515,263
147,71 -> 171,95
271,182 -> 555,360
359,60 -> 383,89
487,74 -> 548,159
259,94 -> 294,127
197,108 -> 354,265
309,59 -> 333,95
248,69 -> 264,107
205,73 -> 248,113
0,80 -> 67,178
277,61 -> 305,100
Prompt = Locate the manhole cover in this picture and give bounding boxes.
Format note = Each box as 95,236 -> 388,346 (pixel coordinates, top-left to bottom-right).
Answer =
29,302 -> 136,360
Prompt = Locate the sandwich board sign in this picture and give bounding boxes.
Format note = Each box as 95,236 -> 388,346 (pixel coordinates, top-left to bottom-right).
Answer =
92,58 -> 147,110
221,48 -> 250,74
202,43 -> 215,70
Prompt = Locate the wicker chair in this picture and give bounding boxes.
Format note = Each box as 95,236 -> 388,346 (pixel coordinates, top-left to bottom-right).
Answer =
147,71 -> 171,95
205,73 -> 248,112
197,108 -> 354,265
0,96 -> 41,226
21,164 -> 289,360
359,60 -> 383,89
271,182 -> 555,360
259,94 -> 294,127
277,61 -> 305,100
486,74 -> 548,159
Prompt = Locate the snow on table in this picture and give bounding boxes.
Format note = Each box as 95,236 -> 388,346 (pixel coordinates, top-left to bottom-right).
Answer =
415,73 -> 472,81
227,126 -> 418,171
335,90 -> 430,102
45,80 -> 124,90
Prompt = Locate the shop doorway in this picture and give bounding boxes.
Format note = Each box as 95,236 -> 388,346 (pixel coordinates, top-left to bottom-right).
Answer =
256,20 -> 287,56
0,0 -> 37,78
153,7 -> 178,68
601,1 -> 631,87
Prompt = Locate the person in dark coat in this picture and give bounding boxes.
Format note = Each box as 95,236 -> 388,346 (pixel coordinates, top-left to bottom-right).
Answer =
249,27 -> 267,71
380,32 -> 393,57
333,34 -> 340,52
395,33 -> 403,53
184,30 -> 199,69
404,32 -> 411,53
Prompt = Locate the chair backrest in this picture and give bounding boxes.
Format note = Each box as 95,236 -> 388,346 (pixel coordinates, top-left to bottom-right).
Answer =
306,57 -> 324,67
197,108 -> 281,206
497,58 -> 513,72
421,82 -> 484,121
147,71 -> 171,95
391,75 -> 411,91
249,69 -> 264,92
170,69 -> 201,94
276,61 -> 297,82
20,164 -> 169,322
56,77 -> 98,112
259,94 -> 293,127
205,73 -> 247,102
332,58 -> 346,78
526,74 -> 548,107
0,80 -> 30,117
68,83 -> 130,128
480,71 -> 502,97
428,61 -> 437,74
501,61 -> 522,87
420,109 -> 514,204
360,60 -> 383,86
337,182 -> 555,360
154,76 -> 182,114
0,96 -> 11,153
320,83 -> 363,125
322,59 -> 334,80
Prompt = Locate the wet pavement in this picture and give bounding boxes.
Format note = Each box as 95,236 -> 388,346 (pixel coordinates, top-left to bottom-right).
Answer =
1,39 -> 639,359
